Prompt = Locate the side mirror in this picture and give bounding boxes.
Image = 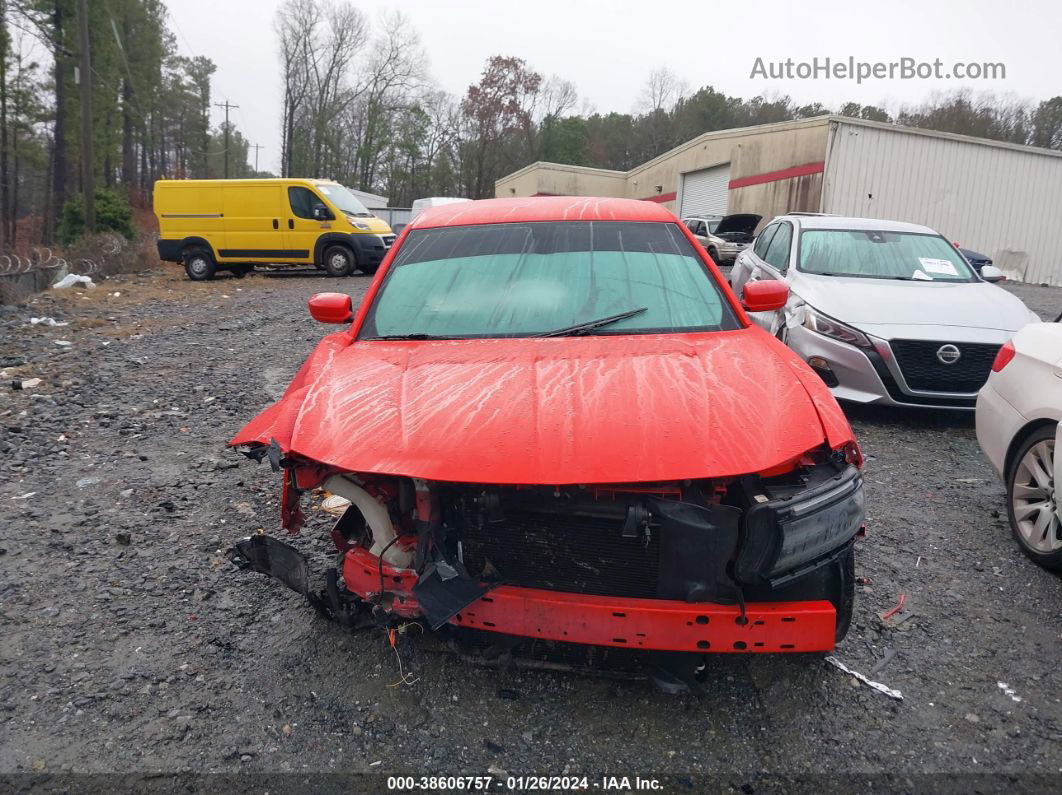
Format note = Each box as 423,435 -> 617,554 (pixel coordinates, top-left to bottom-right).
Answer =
742,280 -> 789,312
980,265 -> 1006,283
312,205 -> 331,221
308,292 -> 353,324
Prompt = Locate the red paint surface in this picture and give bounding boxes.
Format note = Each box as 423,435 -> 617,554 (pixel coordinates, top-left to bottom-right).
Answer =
342,548 -> 837,653
231,197 -> 856,484
728,161 -> 825,189
742,281 -> 790,312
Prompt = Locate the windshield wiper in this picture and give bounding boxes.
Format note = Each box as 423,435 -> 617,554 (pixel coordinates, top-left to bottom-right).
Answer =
363,333 -> 443,341
535,307 -> 649,338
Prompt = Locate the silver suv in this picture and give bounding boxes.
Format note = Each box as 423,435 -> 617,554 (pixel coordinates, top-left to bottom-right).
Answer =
682,214 -> 761,264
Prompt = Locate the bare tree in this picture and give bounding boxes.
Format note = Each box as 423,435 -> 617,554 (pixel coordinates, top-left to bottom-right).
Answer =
638,66 -> 687,113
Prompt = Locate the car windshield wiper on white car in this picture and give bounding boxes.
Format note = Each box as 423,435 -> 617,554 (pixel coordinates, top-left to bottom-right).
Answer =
535,307 -> 649,337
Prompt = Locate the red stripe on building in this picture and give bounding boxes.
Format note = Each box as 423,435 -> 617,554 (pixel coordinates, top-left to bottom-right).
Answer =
728,161 -> 825,190
640,191 -> 677,203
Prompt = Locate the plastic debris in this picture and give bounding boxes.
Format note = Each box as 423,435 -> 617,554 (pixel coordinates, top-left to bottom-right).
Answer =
12,492 -> 36,500
871,647 -> 897,675
52,273 -> 96,289
997,682 -> 1022,703
54,340 -> 73,347
825,656 -> 903,700
76,476 -> 101,489
12,378 -> 42,390
29,317 -> 69,327
321,493 -> 352,515
880,593 -> 907,623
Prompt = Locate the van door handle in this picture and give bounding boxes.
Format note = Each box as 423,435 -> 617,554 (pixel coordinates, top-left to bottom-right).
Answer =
272,219 -> 278,230
288,219 -> 294,230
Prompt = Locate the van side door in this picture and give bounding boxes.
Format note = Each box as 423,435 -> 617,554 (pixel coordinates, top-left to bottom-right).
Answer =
219,184 -> 285,262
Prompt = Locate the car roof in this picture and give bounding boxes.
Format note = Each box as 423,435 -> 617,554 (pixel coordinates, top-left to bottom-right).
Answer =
782,214 -> 939,234
411,196 -> 676,229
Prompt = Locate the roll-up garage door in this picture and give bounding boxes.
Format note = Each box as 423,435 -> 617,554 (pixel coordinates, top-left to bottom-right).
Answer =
678,164 -> 731,217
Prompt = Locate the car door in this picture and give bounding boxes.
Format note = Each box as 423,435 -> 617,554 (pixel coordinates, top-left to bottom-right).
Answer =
744,221 -> 793,334
685,219 -> 709,248
731,222 -> 777,295
286,185 -> 331,264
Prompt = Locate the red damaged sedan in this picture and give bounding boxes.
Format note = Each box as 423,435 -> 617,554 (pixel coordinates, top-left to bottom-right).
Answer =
229,197 -> 865,676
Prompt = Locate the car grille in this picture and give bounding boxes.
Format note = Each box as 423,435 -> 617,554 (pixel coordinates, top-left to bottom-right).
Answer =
889,339 -> 1001,393
460,508 -> 660,599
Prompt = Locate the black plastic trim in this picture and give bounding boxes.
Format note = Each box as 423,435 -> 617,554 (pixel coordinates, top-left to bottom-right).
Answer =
217,249 -> 308,259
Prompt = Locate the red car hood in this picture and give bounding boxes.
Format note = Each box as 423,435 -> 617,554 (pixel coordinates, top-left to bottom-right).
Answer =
231,330 -> 852,484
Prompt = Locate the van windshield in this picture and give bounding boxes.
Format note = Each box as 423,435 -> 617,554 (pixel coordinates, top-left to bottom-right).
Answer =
316,184 -> 372,217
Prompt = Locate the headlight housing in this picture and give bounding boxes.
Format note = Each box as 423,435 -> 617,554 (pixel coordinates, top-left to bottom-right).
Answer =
347,215 -> 371,231
803,306 -> 872,348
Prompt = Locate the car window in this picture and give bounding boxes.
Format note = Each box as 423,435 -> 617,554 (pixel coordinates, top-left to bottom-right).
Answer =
360,221 -> 741,339
753,224 -> 778,258
763,222 -> 792,272
798,229 -> 977,282
692,220 -> 706,236
288,186 -> 327,220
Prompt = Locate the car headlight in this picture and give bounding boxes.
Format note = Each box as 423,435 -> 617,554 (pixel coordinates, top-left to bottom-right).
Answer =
803,306 -> 872,348
347,215 -> 371,231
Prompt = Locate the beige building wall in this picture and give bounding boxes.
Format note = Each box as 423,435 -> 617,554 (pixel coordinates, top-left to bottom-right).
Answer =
495,118 -> 833,228
495,162 -> 627,199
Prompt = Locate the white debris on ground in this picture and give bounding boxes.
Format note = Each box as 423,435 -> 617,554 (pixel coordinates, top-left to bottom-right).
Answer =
825,656 -> 904,700
52,273 -> 96,289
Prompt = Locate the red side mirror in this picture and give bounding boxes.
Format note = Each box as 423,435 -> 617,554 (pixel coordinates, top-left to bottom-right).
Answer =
308,292 -> 353,324
742,281 -> 789,312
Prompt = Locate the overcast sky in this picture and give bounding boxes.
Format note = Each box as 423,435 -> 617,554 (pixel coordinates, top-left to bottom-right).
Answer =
167,0 -> 1062,176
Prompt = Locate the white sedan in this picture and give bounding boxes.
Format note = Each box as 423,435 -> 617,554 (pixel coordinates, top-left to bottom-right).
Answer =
976,321 -> 1062,570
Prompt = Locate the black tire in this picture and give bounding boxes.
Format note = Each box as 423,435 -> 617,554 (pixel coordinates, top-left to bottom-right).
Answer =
834,545 -> 855,642
232,264 -> 252,279
183,247 -> 216,281
706,247 -> 719,264
359,262 -> 379,276
1005,425 -> 1062,571
321,244 -> 355,277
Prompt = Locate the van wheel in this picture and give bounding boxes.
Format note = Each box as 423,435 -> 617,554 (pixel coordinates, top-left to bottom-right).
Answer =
322,245 -> 354,277
359,263 -> 379,275
183,247 -> 216,281
707,247 -> 719,264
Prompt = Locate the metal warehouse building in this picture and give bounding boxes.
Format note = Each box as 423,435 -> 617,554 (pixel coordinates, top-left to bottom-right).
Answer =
496,116 -> 1062,286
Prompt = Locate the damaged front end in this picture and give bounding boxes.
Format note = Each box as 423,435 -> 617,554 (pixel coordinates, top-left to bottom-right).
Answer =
229,443 -> 865,658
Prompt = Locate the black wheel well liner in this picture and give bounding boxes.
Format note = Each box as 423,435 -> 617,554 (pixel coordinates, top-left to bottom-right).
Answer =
315,234 -> 358,265
179,237 -> 216,259
1003,418 -> 1058,481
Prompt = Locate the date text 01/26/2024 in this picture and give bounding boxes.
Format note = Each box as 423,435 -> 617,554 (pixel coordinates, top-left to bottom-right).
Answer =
386,776 -> 663,791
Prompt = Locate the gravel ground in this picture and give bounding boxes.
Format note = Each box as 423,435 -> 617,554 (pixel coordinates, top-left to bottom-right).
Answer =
1,268 -> 1060,792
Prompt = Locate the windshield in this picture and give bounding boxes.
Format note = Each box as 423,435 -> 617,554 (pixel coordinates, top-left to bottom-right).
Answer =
359,221 -> 740,340
316,184 -> 372,217
798,229 -> 977,282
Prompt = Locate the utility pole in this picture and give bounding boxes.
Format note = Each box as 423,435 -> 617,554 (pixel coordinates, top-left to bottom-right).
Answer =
250,143 -> 264,174
77,0 -> 95,233
214,100 -> 239,178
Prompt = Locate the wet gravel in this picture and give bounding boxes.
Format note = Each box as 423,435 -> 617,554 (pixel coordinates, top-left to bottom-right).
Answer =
1,268 -> 1060,791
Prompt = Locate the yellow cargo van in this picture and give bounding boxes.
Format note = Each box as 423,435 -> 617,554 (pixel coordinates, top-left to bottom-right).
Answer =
153,178 -> 396,280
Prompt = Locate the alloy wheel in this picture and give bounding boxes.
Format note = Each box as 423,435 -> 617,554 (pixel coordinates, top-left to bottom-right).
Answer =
1011,439 -> 1060,553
